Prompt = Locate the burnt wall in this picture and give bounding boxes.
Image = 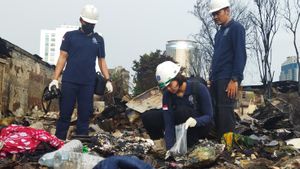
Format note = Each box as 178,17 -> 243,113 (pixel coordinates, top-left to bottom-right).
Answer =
0,38 -> 58,114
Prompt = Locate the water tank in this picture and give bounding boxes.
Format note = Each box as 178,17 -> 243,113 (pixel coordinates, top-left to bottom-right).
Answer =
166,40 -> 196,76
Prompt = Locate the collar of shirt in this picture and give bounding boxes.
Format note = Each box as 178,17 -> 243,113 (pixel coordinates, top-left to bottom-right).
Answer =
221,19 -> 234,29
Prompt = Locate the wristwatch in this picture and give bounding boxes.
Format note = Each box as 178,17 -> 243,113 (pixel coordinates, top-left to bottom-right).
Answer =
105,77 -> 112,82
231,77 -> 238,82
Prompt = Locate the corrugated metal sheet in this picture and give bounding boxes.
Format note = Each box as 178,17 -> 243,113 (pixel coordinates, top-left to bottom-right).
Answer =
126,87 -> 162,113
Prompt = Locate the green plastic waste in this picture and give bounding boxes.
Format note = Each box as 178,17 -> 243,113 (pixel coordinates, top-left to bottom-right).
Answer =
82,145 -> 89,153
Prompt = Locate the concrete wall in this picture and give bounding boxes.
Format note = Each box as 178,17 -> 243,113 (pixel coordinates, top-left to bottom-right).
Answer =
0,38 -> 57,114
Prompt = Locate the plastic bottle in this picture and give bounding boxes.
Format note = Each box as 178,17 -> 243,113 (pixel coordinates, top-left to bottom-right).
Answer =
53,151 -> 104,169
38,139 -> 83,167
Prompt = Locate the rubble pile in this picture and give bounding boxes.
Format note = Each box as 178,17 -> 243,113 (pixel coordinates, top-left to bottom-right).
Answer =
89,129 -> 154,157
0,83 -> 300,168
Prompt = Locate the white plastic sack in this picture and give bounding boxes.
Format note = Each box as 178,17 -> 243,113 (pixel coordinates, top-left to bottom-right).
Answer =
169,123 -> 188,155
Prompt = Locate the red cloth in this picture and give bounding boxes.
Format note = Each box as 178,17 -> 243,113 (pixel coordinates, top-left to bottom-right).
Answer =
0,125 -> 64,158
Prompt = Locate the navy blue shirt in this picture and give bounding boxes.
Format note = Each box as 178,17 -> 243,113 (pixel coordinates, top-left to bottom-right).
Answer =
60,30 -> 105,85
162,80 -> 213,149
210,19 -> 247,82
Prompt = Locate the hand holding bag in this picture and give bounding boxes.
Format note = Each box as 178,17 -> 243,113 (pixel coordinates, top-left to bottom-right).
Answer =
168,123 -> 188,155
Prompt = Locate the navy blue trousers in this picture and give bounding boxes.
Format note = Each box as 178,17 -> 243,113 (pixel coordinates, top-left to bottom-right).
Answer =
210,79 -> 236,139
55,82 -> 94,140
93,155 -> 154,169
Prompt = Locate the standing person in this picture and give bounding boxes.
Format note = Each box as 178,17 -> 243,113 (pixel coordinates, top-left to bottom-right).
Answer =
48,4 -> 113,140
208,0 -> 247,139
141,61 -> 213,152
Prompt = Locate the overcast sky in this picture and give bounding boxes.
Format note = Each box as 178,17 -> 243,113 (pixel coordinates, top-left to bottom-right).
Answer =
0,0 -> 298,84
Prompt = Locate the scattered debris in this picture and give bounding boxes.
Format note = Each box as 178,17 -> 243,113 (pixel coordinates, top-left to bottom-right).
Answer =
1,81 -> 300,168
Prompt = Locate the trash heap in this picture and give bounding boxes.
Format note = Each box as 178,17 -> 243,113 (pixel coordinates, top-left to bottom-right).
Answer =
89,129 -> 154,157
0,83 -> 300,168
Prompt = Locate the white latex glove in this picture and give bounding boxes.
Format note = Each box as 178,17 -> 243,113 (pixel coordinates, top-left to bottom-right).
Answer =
48,80 -> 59,90
105,81 -> 113,93
185,117 -> 197,129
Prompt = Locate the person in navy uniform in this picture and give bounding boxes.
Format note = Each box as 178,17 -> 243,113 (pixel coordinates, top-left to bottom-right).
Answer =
208,0 -> 247,139
48,4 -> 113,140
141,61 -> 213,153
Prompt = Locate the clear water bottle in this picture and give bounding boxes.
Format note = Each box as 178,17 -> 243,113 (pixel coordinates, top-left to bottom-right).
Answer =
38,139 -> 83,167
59,139 -> 83,152
53,151 -> 104,169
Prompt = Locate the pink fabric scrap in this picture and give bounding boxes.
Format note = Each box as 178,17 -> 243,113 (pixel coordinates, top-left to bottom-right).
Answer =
0,125 -> 64,158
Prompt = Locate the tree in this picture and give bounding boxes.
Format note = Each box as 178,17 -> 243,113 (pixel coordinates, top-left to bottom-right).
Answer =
110,66 -> 130,99
282,0 -> 300,94
132,50 -> 174,96
190,1 -> 216,78
250,0 -> 280,98
189,46 -> 211,78
191,0 -> 252,79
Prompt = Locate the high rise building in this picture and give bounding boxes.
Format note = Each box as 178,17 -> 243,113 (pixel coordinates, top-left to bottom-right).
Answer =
40,25 -> 78,65
279,56 -> 299,81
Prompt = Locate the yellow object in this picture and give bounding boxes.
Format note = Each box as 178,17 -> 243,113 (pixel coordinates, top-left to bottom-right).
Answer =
221,132 -> 255,151
222,132 -> 234,151
0,117 -> 15,126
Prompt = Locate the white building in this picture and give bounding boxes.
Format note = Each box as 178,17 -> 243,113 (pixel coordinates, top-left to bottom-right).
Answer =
40,25 -> 78,65
279,56 -> 299,81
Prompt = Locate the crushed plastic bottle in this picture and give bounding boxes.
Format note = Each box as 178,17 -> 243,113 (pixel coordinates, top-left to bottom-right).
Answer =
53,151 -> 104,169
38,139 -> 83,167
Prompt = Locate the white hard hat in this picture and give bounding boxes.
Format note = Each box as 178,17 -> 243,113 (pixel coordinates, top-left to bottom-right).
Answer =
155,61 -> 181,89
209,0 -> 230,13
80,4 -> 99,24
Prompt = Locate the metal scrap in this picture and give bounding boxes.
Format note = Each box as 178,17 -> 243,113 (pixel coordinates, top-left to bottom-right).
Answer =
126,87 -> 162,113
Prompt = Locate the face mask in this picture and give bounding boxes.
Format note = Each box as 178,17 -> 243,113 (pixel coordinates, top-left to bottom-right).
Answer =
81,23 -> 95,34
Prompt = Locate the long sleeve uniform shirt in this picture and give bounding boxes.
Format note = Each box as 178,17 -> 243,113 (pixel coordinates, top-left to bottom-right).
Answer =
162,80 -> 213,149
210,19 -> 247,82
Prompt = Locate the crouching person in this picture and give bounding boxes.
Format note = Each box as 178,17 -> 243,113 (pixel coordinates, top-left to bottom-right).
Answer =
141,61 -> 214,153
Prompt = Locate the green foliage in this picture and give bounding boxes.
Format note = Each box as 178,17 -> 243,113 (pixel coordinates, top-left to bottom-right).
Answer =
110,67 -> 130,99
132,50 -> 174,96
